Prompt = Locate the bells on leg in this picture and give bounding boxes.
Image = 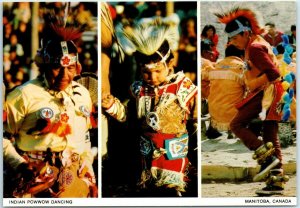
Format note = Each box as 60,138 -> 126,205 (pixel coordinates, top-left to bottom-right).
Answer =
252,142 -> 280,182
256,169 -> 289,196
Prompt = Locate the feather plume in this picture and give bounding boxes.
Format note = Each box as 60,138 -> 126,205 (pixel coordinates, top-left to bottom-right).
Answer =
42,14 -> 84,42
215,6 -> 264,35
117,20 -> 178,56
49,24 -> 83,41
63,2 -> 70,27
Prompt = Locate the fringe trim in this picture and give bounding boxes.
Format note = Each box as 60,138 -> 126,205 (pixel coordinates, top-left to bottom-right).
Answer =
150,167 -> 186,192
211,119 -> 231,131
137,96 -> 150,119
138,169 -> 152,188
209,70 -> 244,85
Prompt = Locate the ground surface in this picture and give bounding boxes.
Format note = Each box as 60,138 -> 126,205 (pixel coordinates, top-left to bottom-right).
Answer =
201,134 -> 297,198
202,174 -> 296,197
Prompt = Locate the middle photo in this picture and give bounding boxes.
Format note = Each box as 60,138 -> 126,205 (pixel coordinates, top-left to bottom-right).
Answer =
101,1 -> 198,198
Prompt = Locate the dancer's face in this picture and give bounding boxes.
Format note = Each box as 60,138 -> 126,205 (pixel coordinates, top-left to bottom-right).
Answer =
141,61 -> 169,87
46,53 -> 77,91
229,32 -> 249,50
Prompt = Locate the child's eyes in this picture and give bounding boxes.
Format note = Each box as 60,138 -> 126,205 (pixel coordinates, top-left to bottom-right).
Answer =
143,70 -> 161,75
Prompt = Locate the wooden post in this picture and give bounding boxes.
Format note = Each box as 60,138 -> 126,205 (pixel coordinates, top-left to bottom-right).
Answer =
166,2 -> 174,17
30,2 -> 39,79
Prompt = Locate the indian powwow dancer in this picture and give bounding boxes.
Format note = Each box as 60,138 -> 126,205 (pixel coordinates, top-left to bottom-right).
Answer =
215,6 -> 289,195
4,18 -> 97,197
102,22 -> 198,196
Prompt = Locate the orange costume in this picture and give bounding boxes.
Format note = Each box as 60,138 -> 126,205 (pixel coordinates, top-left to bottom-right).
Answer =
202,56 -> 246,131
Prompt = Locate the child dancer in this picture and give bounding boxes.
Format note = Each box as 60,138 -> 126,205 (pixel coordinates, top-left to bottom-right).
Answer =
102,22 -> 197,196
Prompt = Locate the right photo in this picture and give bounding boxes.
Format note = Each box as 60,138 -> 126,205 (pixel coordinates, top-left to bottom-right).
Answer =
201,1 -> 296,197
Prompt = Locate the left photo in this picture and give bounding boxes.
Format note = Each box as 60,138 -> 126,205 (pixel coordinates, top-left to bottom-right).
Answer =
3,2 -> 98,198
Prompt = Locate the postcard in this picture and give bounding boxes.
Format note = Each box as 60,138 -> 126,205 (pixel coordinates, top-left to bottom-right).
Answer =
2,0 -> 297,207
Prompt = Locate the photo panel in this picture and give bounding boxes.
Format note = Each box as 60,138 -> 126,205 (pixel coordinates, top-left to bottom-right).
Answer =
101,1 -> 199,199
3,1 -> 99,206
200,0 -> 297,206
1,0 -> 298,207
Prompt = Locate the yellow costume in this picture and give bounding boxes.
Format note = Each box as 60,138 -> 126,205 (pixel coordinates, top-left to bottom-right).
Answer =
203,56 -> 246,130
5,76 -> 95,197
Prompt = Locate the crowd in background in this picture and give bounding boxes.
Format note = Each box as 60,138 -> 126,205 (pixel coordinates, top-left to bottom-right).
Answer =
3,2 -> 98,92
201,23 -> 296,63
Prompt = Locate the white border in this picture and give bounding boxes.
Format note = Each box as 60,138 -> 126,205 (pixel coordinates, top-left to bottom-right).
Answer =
1,0 -> 299,207
2,197 -> 298,206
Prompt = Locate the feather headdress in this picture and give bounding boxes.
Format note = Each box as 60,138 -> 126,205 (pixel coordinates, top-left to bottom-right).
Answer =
101,2 -> 125,62
215,7 -> 264,36
117,20 -> 178,57
42,14 -> 84,43
35,15 -> 84,68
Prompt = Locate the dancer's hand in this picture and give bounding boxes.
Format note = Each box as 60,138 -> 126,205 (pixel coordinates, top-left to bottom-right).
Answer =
259,108 -> 267,120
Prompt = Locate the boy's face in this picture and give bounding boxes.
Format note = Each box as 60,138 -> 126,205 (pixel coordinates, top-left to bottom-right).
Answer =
141,61 -> 169,87
229,32 -> 249,50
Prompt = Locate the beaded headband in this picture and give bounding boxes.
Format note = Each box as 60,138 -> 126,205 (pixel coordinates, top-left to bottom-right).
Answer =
144,49 -> 171,70
227,20 -> 251,38
60,41 -> 78,67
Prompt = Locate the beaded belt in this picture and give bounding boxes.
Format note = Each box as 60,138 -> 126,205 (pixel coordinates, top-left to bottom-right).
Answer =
20,150 -> 62,163
26,151 -> 47,161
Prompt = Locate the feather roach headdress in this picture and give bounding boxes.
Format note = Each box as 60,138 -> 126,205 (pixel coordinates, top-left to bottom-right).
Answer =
215,7 -> 264,37
35,14 -> 84,69
117,20 -> 177,65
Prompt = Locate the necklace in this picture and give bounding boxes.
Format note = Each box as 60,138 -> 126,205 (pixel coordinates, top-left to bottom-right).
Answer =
42,76 -> 75,110
144,85 -> 168,131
